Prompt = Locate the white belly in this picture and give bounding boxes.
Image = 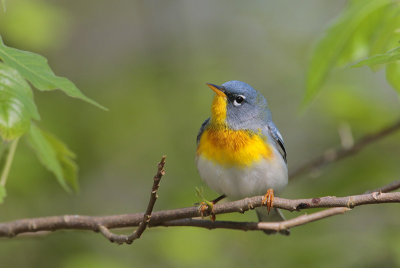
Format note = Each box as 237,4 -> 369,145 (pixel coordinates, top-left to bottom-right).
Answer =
196,148 -> 288,199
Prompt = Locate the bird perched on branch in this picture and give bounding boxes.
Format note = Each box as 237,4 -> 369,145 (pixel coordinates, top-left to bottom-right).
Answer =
196,80 -> 289,235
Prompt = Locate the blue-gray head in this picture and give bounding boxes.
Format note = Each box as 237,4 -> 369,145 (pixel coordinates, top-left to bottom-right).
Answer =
206,80 -> 270,130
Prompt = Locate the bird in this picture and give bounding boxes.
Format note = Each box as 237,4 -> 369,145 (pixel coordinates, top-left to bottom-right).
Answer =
195,80 -> 289,235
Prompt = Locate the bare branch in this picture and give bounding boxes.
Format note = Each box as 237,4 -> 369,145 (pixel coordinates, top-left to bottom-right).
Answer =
365,179 -> 400,194
269,178 -> 400,228
158,207 -> 350,232
2,94 -> 399,243
272,191 -> 400,211
0,178 -> 399,239
98,156 -> 166,244
156,177 -> 400,232
290,119 -> 400,179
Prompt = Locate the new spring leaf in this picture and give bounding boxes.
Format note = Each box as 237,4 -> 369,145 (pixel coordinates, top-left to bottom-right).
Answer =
0,62 -> 39,140
0,36 -> 105,110
27,124 -> 78,192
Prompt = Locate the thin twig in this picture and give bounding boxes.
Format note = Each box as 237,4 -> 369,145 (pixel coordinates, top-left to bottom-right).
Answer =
158,176 -> 400,232
295,177 -> 400,229
0,179 -> 399,239
158,207 -> 350,232
98,156 -> 166,244
289,119 -> 400,179
365,179 -> 400,194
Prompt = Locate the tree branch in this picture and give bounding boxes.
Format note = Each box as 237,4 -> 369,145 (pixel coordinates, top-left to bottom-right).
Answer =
157,177 -> 400,233
157,207 -> 350,232
365,179 -> 400,194
98,156 -> 166,244
0,178 -> 399,239
289,119 -> 400,179
2,118 -> 400,242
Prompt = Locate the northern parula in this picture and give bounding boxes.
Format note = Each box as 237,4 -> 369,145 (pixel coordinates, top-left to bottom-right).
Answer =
196,80 -> 289,235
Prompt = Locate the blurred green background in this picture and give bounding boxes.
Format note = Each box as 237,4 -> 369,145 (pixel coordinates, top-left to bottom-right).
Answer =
1,0 -> 400,267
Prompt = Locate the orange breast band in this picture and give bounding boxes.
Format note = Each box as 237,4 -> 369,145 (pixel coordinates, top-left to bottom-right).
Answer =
197,127 -> 273,167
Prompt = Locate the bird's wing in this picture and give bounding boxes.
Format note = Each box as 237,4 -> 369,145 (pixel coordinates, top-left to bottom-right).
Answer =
197,117 -> 210,144
265,121 -> 287,163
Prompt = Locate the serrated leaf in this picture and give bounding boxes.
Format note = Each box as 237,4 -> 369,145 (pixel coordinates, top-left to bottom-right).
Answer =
0,62 -> 39,140
304,0 -> 393,105
352,47 -> 400,68
27,124 -> 78,192
0,185 -> 6,203
0,36 -> 106,110
336,3 -> 396,67
369,6 -> 400,56
42,130 -> 79,192
386,61 -> 400,95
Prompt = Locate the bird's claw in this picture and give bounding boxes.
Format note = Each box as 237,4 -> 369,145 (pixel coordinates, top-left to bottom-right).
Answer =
198,200 -> 216,221
262,188 -> 274,214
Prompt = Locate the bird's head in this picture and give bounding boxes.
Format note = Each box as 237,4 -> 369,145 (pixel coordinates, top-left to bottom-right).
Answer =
207,80 -> 269,130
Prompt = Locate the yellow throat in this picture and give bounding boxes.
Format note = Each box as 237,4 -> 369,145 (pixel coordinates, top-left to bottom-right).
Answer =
210,91 -> 227,124
197,94 -> 273,167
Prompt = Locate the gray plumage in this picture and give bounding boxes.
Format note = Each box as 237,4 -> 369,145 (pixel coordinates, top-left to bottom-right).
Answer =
196,80 -> 288,235
197,81 -> 287,162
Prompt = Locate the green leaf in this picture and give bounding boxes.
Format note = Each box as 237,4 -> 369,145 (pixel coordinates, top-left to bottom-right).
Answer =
27,124 -> 78,192
0,62 -> 39,140
335,2 -> 396,67
386,61 -> 400,94
0,36 -> 106,110
42,130 -> 79,192
304,0 -> 393,105
369,6 -> 400,56
352,47 -> 400,68
0,185 -> 6,203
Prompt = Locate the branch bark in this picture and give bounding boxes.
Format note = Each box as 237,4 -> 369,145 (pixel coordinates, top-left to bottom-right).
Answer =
0,179 -> 399,239
289,119 -> 400,179
158,207 -> 350,232
97,156 -> 166,244
1,119 -> 400,242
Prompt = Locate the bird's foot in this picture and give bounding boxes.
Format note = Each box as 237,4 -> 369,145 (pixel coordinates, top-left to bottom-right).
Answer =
262,188 -> 274,214
198,200 -> 216,221
195,188 -> 226,221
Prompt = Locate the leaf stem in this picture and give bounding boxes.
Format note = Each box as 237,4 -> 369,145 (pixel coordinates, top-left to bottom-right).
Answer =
0,138 -> 19,186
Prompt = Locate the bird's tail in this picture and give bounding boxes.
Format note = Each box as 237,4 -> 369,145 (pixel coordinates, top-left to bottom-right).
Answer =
255,207 -> 290,235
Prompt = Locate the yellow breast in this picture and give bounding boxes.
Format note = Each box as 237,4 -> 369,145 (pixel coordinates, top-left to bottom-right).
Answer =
197,126 -> 273,167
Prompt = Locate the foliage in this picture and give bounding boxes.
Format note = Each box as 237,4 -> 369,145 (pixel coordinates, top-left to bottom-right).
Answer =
0,36 -> 102,196
27,124 -> 78,192
352,46 -> 400,68
305,0 -> 400,104
1,1 -> 400,267
0,62 -> 39,140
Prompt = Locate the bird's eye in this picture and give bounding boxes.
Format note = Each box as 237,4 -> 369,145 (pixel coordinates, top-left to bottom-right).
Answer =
233,95 -> 245,106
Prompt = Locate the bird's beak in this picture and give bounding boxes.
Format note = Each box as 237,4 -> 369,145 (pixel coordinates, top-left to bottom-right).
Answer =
206,83 -> 226,97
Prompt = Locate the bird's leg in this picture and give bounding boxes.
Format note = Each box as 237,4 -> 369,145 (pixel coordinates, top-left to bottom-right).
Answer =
199,200 -> 214,220
199,194 -> 226,221
211,194 -> 226,204
262,188 -> 274,214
